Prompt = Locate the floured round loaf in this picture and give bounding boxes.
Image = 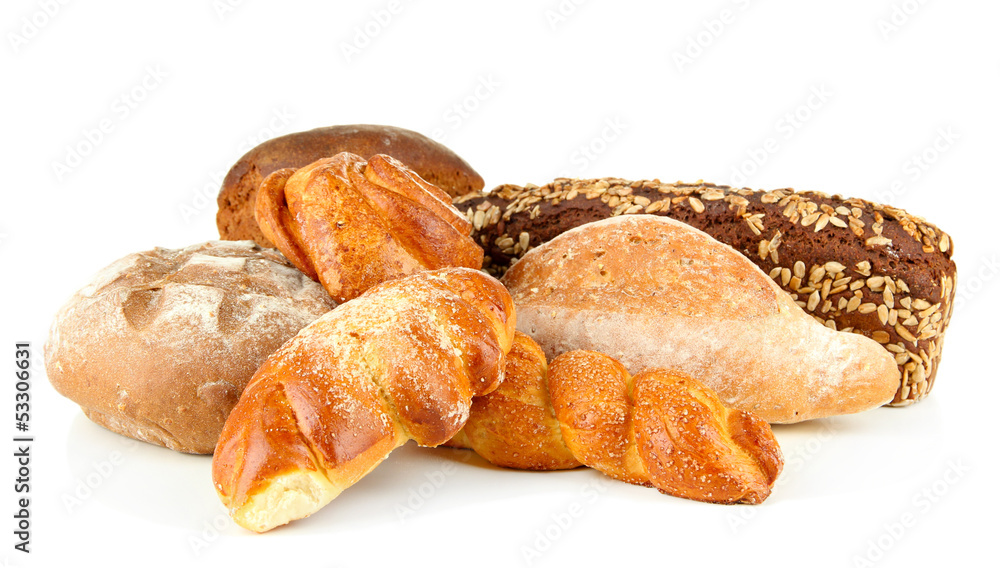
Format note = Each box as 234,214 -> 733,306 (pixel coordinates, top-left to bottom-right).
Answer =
501,215 -> 900,423
44,240 -> 337,454
217,124 -> 485,247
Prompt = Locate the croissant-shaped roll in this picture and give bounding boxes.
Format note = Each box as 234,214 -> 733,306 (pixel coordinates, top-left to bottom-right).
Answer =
451,333 -> 783,504
254,152 -> 484,303
212,268 -> 516,532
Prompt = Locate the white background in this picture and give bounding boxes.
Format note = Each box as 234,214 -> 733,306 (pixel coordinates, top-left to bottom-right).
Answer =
3,1 -> 998,567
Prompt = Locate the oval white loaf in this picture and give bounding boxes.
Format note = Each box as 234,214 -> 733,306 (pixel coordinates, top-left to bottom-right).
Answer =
44,240 -> 337,454
501,215 -> 900,423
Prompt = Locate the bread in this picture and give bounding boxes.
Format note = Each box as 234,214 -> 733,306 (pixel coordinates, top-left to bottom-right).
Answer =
500,215 -> 900,423
456,178 -> 955,406
218,124 -> 485,247
451,332 -> 783,504
447,332 -> 580,470
44,240 -> 337,454
254,152 -> 483,303
211,268 -> 516,532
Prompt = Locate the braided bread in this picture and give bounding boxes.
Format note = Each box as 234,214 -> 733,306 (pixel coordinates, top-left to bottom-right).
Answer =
255,152 -> 483,303
211,268 -> 516,532
452,332 -> 783,504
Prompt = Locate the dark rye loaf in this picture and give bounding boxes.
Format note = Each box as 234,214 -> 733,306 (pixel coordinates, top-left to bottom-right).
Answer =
454,178 -> 956,407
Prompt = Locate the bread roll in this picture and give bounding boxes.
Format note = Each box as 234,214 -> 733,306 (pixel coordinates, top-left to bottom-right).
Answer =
254,152 -> 483,303
457,178 -> 955,407
218,124 -> 485,247
500,215 -> 900,423
44,241 -> 336,454
212,268 -> 516,532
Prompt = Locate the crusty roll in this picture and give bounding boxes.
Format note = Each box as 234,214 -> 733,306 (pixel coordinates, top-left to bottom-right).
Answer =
217,124 -> 485,247
212,268 -> 516,533
44,241 -> 336,454
456,178 -> 955,407
451,333 -> 783,504
500,215 -> 900,424
255,152 -> 484,303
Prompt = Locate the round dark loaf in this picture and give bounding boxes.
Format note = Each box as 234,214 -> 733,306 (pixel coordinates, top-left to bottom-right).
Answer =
217,124 -> 485,248
454,178 -> 956,407
44,240 -> 337,454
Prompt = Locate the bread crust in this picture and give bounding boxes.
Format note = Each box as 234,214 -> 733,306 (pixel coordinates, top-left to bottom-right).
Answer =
451,333 -> 783,504
212,268 -> 516,532
452,332 -> 580,470
457,178 -> 955,406
44,240 -> 337,454
217,124 -> 485,247
254,153 -> 483,303
500,215 -> 900,423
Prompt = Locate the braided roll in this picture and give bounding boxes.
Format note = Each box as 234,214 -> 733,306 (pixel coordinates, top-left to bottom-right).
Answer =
255,152 -> 484,303
212,268 -> 516,532
451,333 -> 783,504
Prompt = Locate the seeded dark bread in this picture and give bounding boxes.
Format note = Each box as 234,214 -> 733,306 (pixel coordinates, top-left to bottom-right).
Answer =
217,125 -> 485,247
44,240 -> 337,454
454,178 -> 956,407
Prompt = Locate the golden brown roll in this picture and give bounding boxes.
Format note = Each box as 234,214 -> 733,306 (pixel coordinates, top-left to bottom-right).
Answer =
212,268 -> 516,532
254,152 -> 483,303
217,124 -> 485,247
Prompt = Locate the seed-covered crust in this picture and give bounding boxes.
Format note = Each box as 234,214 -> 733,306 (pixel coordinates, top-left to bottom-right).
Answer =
455,179 -> 956,407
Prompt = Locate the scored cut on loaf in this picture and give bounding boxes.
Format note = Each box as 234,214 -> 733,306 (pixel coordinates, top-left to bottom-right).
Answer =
455,178 -> 955,407
500,214 -> 900,424
44,240 -> 337,454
